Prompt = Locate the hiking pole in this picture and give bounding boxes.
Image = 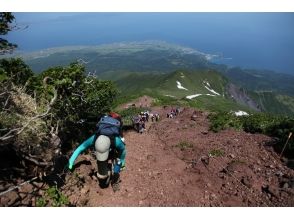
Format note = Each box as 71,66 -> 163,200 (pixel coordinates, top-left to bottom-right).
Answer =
279,132 -> 292,159
0,176 -> 38,197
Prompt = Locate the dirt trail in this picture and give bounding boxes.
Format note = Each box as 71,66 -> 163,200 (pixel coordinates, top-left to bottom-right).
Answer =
1,96 -> 294,206
70,119 -> 194,206
65,103 -> 294,207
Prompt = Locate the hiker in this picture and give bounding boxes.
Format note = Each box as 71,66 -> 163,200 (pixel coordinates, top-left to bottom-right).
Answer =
155,113 -> 160,121
132,115 -> 141,132
68,112 -> 126,192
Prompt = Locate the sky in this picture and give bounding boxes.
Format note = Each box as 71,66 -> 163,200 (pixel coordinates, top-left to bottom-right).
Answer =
4,12 -> 294,74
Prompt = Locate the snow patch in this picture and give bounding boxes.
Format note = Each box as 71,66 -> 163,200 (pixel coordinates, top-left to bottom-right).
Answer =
186,94 -> 202,99
176,81 -> 188,90
203,81 -> 220,96
233,111 -> 249,116
186,93 -> 216,99
180,72 -> 185,78
165,95 -> 176,98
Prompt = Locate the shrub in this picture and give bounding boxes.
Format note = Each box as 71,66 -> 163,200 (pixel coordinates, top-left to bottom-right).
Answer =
174,141 -> 194,150
208,112 -> 243,132
209,149 -> 225,157
36,186 -> 69,207
209,111 -> 294,158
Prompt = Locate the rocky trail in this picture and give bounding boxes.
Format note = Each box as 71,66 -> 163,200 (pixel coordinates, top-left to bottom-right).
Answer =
1,96 -> 294,206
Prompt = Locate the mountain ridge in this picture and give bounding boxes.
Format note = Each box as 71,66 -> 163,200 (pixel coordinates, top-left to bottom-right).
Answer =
6,41 -> 294,115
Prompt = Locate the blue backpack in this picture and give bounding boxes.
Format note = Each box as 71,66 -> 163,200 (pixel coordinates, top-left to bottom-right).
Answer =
96,116 -> 121,137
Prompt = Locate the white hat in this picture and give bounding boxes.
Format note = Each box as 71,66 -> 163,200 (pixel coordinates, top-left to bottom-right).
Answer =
94,135 -> 111,161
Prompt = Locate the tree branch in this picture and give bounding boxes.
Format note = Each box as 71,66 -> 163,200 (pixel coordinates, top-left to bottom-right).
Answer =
0,88 -> 58,141
22,154 -> 53,167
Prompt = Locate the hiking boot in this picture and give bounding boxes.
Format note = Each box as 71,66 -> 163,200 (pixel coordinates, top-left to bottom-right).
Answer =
111,173 -> 121,192
112,181 -> 120,192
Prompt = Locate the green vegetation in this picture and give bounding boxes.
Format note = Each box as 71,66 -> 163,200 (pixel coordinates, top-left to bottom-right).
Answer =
209,112 -> 294,157
174,141 -> 194,150
208,112 -> 243,132
36,186 -> 69,207
209,149 -> 225,157
118,106 -> 150,126
0,58 -> 33,85
0,58 -> 118,177
248,91 -> 294,116
0,12 -> 17,54
10,41 -> 294,116
223,67 -> 294,96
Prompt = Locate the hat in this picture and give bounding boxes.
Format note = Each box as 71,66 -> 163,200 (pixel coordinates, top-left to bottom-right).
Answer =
94,135 -> 111,161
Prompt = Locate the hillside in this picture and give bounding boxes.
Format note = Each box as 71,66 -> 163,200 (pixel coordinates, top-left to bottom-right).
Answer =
17,41 -> 209,74
115,69 -> 258,113
1,97 -> 293,206
12,41 -> 294,116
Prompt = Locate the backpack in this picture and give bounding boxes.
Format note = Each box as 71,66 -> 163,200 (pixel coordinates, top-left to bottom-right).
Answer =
96,116 -> 121,137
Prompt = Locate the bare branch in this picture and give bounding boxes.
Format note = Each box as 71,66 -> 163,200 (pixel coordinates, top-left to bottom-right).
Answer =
0,88 -> 58,141
3,94 -> 11,109
22,154 -> 53,167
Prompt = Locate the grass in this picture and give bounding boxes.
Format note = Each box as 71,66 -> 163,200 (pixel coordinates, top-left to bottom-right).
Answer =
209,149 -> 225,157
35,186 -> 70,207
174,141 -> 194,150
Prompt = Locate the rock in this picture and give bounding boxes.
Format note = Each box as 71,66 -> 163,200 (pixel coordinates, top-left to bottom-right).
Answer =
241,176 -> 252,188
201,156 -> 209,165
228,154 -> 235,159
267,186 -> 280,198
275,171 -> 283,177
81,187 -> 90,195
7,191 -> 20,206
0,196 -> 10,206
79,197 -> 89,206
226,140 -> 232,145
281,182 -> 289,189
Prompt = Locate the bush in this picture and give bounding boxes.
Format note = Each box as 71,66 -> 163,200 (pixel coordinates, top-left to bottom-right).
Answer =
208,112 -> 243,132
209,149 -> 225,157
242,113 -> 282,134
174,141 -> 194,150
209,111 -> 294,158
36,186 -> 69,207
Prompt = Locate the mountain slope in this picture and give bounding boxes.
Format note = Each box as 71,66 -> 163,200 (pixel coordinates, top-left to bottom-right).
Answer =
11,41 -> 294,115
115,69 -> 258,113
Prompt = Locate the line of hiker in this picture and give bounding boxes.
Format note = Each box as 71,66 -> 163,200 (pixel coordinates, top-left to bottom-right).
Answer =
166,107 -> 181,118
132,111 -> 160,134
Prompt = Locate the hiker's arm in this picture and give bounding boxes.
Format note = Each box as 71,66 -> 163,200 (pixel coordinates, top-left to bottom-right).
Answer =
68,134 -> 95,169
115,136 -> 126,167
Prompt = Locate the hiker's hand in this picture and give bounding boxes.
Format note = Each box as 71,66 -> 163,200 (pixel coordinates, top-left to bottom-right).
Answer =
68,163 -> 74,171
120,161 -> 126,171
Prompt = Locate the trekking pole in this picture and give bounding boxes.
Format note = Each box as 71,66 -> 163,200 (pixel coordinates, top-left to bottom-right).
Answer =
0,176 -> 38,197
279,132 -> 292,159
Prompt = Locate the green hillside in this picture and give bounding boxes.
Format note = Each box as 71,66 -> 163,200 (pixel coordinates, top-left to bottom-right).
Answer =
223,67 -> 294,96
114,69 -> 253,113
248,91 -> 294,116
11,41 -> 294,115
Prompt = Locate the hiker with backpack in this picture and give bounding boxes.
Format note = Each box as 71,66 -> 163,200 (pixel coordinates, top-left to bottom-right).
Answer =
68,112 -> 126,192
